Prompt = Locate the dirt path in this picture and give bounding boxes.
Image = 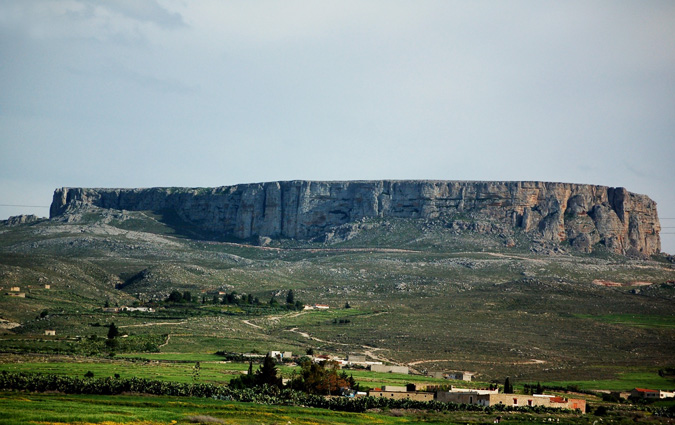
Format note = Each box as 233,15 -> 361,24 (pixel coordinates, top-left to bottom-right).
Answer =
242,310 -> 309,330
283,327 -> 350,347
119,321 -> 186,328
362,346 -> 399,365
408,358 -> 546,366
158,334 -> 171,348
479,252 -> 548,264
241,319 -> 263,330
198,240 -> 421,254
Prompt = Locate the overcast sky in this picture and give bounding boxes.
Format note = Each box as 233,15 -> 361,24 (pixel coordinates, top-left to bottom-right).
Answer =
1,1 -> 674,252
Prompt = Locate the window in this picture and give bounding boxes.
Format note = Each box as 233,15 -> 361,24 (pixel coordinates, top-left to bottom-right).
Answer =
513,398 -> 518,405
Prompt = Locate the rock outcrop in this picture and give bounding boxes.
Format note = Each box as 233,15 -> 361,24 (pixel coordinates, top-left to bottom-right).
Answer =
2,214 -> 41,226
49,181 -> 661,256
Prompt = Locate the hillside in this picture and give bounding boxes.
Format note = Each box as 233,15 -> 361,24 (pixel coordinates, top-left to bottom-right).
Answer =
0,183 -> 674,382
51,180 -> 661,256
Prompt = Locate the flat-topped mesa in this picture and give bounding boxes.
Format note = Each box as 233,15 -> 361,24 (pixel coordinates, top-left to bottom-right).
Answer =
50,180 -> 661,256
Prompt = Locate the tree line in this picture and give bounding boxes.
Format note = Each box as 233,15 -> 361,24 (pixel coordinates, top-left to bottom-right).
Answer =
230,355 -> 359,396
165,289 -> 304,310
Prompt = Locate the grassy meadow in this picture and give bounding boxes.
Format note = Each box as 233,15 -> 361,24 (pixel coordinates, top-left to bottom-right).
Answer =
0,391 -> 608,425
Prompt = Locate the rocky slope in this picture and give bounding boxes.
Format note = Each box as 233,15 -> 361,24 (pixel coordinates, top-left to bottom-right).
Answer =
50,181 -> 661,256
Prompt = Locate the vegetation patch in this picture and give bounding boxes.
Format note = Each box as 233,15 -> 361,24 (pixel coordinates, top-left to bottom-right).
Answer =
574,313 -> 675,329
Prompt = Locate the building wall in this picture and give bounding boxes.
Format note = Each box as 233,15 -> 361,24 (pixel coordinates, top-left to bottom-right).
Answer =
347,355 -> 366,363
479,394 -> 585,411
369,391 -> 434,401
370,364 -> 409,374
382,385 -> 407,393
437,392 -> 479,404
631,389 -> 659,399
566,398 -> 586,411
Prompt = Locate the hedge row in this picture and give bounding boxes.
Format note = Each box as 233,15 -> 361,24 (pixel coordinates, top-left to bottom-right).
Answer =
0,371 -> 586,415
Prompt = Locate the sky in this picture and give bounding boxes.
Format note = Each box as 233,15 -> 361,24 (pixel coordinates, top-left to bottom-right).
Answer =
1,1 -> 674,253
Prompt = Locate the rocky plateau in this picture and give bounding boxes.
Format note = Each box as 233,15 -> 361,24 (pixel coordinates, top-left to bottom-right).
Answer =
50,180 -> 662,257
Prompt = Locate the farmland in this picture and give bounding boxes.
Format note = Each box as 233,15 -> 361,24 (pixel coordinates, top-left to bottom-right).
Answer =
1,208 -> 674,422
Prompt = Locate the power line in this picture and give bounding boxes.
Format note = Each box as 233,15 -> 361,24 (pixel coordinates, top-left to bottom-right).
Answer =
0,204 -> 50,208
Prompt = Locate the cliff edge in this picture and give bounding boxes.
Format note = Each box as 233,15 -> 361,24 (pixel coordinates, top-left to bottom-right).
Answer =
50,180 -> 661,256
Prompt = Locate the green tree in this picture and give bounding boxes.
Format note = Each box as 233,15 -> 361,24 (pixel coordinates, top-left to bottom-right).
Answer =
255,354 -> 282,388
286,290 -> 295,305
168,290 -> 182,303
504,377 -> 513,394
288,359 -> 350,395
229,360 -> 255,389
224,292 -> 237,304
182,291 -> 192,302
107,322 -> 119,339
344,301 -> 351,309
269,295 -> 278,307
192,362 -> 201,383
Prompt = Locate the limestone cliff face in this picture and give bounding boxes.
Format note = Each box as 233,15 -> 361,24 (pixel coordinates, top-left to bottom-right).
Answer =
50,181 -> 661,256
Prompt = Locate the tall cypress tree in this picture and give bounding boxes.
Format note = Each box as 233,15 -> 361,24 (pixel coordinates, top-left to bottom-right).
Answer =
256,354 -> 282,388
504,377 -> 513,393
107,322 -> 119,339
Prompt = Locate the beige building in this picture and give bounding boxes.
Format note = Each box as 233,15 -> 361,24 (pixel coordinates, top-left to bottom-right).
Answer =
369,390 -> 434,401
45,330 -> 56,336
438,391 -> 585,411
437,388 -> 498,405
122,306 -> 155,312
347,354 -> 366,363
369,364 -> 409,374
631,388 -> 675,399
448,371 -> 474,381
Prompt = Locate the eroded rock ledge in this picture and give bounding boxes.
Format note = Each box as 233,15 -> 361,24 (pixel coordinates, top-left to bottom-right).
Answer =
50,181 -> 661,256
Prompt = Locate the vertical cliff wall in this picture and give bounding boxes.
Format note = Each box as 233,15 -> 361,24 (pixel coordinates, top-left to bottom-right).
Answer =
50,180 -> 661,256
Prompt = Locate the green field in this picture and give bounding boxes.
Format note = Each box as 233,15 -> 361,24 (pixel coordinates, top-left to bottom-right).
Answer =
2,355 -> 673,394
0,391 -> 405,425
574,314 -> 675,329
0,356 -> 462,390
538,371 -> 675,392
0,391 -> 599,425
